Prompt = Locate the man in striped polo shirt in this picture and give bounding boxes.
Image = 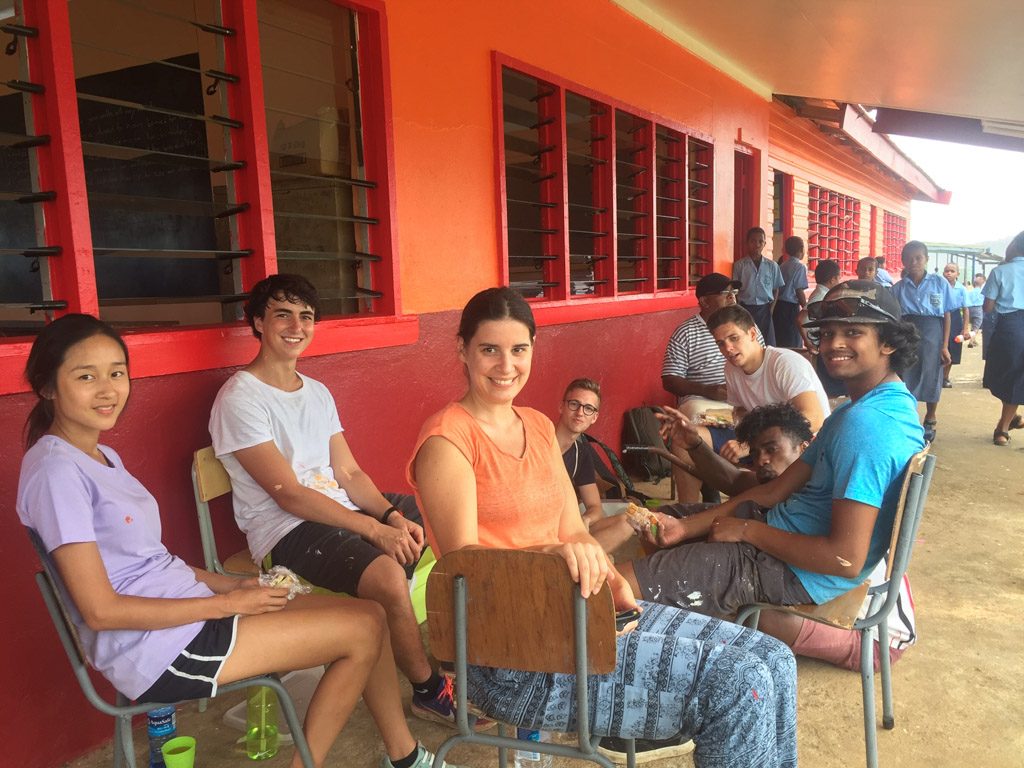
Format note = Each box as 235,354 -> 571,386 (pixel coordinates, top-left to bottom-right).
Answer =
661,272 -> 763,502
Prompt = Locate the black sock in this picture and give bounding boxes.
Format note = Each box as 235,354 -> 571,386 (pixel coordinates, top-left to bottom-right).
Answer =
391,744 -> 422,768
410,671 -> 442,698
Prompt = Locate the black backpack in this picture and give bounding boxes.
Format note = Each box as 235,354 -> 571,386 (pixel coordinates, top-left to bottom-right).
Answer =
580,434 -> 651,505
621,406 -> 673,483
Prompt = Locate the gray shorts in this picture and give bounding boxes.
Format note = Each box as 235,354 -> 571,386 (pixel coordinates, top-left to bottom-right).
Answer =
632,501 -> 811,619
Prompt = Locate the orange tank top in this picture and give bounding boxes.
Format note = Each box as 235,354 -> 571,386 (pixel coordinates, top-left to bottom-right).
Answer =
407,402 -> 564,554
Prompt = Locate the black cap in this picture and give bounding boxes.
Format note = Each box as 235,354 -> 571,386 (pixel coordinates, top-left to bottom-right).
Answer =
803,280 -> 903,327
696,272 -> 742,298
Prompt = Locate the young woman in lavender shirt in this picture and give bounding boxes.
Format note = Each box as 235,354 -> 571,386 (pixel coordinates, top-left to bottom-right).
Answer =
16,314 -> 462,768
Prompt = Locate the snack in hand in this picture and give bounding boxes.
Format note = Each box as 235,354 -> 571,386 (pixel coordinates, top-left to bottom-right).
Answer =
625,502 -> 660,538
259,565 -> 312,600
698,408 -> 734,428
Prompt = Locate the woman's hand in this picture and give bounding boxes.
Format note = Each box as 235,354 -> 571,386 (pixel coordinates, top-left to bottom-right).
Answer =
556,540 -> 610,597
222,584 -> 290,616
369,521 -> 420,565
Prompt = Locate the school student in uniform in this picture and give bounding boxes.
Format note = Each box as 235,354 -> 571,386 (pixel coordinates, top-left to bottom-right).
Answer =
889,241 -> 957,442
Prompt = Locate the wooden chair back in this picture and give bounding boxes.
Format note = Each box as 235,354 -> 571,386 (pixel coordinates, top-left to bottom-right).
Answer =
427,548 -> 616,675
192,446 -> 257,576
194,445 -> 232,503
883,446 -> 930,581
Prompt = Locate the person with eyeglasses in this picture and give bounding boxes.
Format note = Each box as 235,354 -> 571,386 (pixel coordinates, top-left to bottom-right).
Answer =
616,281 -> 925,631
661,272 -> 764,503
554,378 -> 638,555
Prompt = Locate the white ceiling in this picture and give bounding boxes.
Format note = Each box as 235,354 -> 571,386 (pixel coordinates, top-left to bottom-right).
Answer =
615,0 -> 1024,125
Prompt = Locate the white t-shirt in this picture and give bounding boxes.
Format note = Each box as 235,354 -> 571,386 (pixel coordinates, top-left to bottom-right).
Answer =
209,371 -> 355,562
725,346 -> 831,419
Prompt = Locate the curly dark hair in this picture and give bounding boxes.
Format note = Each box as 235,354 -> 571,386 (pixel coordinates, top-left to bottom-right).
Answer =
878,320 -> 920,375
735,403 -> 812,447
244,274 -> 322,338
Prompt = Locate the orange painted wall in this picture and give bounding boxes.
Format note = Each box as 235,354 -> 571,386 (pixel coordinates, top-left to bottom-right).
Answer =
767,99 -> 912,270
382,0 -> 771,313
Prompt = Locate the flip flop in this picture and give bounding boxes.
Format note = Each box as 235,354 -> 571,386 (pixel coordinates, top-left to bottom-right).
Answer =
1009,415 -> 1024,431
993,429 -> 1010,446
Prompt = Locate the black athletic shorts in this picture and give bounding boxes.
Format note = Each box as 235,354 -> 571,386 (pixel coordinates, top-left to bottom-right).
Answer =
137,616 -> 238,703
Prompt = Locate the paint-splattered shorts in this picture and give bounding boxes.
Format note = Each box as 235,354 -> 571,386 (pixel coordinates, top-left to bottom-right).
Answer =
269,493 -> 421,594
631,501 -> 811,618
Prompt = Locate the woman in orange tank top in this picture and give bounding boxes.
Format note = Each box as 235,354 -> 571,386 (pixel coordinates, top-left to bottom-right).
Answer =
408,288 -> 799,768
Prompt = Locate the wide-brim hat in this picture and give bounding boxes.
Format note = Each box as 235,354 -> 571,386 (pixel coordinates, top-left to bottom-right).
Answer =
803,279 -> 902,327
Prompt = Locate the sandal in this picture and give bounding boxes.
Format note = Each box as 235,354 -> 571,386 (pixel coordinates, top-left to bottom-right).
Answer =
993,430 -> 1010,446
923,420 -> 937,443
1010,414 -> 1024,431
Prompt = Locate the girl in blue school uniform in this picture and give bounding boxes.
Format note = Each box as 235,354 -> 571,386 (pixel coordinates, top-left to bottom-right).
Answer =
889,241 -> 957,442
982,230 -> 1024,446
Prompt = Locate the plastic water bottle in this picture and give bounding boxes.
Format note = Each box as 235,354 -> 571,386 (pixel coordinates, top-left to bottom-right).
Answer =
246,686 -> 280,760
513,728 -> 552,767
146,705 -> 177,768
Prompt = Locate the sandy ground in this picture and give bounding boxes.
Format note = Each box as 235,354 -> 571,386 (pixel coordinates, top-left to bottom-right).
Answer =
70,345 -> 1024,768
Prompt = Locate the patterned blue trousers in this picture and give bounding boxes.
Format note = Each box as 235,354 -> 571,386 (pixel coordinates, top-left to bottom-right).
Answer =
467,602 -> 797,768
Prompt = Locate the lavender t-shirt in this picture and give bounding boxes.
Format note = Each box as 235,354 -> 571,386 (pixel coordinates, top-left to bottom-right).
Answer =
17,436 -> 212,699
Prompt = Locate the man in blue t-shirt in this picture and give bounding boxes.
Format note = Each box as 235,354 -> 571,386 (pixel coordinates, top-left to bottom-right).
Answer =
619,280 -> 925,618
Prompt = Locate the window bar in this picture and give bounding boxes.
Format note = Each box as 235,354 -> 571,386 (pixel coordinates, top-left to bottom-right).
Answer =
2,4 -> 71,319
587,99 -> 614,297
655,125 -> 684,291
537,79 -> 567,301
686,137 -> 713,286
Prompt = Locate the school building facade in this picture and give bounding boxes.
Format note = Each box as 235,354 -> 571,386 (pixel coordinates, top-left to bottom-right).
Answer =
0,1 -> 947,766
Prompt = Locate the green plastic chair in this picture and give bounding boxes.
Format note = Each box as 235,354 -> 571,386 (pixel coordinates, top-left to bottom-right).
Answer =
736,447 -> 936,768
25,527 -> 315,768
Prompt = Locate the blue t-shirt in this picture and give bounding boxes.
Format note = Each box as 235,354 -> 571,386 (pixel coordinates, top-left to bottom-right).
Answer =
733,256 -> 785,305
981,256 -> 1024,313
890,273 -> 957,317
778,257 -> 809,303
766,382 -> 925,603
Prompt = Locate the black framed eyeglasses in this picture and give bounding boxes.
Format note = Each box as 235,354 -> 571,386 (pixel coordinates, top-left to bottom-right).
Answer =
565,399 -> 598,416
807,296 -> 897,323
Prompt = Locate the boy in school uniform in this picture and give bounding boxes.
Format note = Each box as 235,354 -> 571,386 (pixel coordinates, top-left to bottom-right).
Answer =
733,226 -> 785,346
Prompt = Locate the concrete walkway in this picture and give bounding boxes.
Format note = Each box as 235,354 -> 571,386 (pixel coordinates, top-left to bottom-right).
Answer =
69,345 -> 1024,768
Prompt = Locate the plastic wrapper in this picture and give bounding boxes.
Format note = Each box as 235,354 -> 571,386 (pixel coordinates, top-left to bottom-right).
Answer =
258,565 -> 311,600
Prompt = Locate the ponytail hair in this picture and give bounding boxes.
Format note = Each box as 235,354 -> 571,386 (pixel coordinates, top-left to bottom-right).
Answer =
24,314 -> 128,449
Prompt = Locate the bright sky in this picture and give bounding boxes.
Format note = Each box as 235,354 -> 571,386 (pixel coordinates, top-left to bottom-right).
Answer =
891,136 -> 1024,246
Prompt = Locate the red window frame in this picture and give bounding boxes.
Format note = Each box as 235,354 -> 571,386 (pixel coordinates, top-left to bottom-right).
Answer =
0,0 -> 414,397
882,211 -> 907,271
494,53 -> 715,327
807,184 -> 860,275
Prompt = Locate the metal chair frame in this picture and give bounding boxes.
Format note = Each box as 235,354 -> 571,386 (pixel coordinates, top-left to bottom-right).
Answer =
736,448 -> 936,768
26,527 -> 315,768
427,548 -> 637,768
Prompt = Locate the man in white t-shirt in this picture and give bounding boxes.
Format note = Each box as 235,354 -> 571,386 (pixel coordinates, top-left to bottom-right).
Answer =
209,274 -> 491,731
661,272 -> 764,501
706,304 -> 830,460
